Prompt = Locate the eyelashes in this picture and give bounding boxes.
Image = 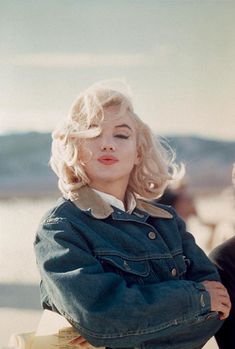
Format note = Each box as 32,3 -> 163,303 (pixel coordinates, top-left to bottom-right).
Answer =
92,134 -> 130,140
88,125 -> 130,140
115,134 -> 129,139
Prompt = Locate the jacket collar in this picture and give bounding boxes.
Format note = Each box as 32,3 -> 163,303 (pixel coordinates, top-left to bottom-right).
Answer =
71,185 -> 173,219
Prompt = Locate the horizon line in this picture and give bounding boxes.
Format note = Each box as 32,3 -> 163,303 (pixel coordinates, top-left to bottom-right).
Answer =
0,129 -> 234,143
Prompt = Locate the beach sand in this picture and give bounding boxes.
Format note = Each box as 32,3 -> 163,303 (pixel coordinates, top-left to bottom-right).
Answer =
0,309 -> 41,347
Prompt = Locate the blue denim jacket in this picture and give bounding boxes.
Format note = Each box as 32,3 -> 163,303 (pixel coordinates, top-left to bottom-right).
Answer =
34,186 -> 222,349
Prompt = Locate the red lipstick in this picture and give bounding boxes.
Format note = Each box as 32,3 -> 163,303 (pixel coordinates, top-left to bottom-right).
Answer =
98,155 -> 119,165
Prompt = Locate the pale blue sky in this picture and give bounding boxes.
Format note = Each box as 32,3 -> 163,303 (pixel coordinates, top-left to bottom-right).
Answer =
0,0 -> 234,140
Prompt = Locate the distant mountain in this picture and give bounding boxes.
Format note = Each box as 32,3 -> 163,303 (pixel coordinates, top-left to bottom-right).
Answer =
0,132 -> 234,197
164,135 -> 234,190
0,132 -> 57,197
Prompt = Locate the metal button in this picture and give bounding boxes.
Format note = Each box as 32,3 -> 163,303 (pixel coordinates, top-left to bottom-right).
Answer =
123,260 -> 131,271
148,231 -> 157,240
171,268 -> 177,277
200,294 -> 205,307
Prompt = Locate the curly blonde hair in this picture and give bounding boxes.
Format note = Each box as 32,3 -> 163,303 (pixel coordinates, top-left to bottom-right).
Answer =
49,81 -> 181,201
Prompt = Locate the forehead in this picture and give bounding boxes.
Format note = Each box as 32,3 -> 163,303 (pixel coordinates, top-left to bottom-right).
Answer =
101,107 -> 136,130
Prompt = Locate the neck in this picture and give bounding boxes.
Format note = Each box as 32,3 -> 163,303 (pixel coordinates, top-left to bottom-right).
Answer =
90,179 -> 129,202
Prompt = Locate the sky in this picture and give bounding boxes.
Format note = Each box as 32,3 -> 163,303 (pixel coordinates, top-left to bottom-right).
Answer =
0,0 -> 235,141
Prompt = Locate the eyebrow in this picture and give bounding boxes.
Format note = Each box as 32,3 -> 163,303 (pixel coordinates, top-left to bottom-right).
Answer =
114,124 -> 133,131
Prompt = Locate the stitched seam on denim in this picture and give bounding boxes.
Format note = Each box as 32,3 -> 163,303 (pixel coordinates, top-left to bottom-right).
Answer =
61,310 -> 203,339
94,250 -> 185,261
171,249 -> 184,256
111,216 -> 148,223
43,217 -> 67,225
94,251 -> 174,260
42,200 -> 73,222
97,255 -> 150,276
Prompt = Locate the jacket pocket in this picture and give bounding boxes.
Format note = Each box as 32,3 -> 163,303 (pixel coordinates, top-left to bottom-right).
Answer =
96,254 -> 150,285
100,255 -> 150,276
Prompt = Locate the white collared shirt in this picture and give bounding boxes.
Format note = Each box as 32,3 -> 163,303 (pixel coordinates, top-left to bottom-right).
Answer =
92,189 -> 136,214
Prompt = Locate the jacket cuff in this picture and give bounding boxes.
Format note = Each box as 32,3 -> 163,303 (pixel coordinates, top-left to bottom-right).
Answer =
193,282 -> 211,315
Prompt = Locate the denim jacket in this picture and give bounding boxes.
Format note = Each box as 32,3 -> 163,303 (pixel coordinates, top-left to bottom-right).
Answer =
34,186 -> 222,349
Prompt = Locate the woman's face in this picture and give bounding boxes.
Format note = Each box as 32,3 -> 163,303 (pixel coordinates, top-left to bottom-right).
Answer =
79,108 -> 140,191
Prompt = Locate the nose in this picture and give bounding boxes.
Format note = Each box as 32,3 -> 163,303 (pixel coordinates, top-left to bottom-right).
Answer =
101,144 -> 115,152
99,131 -> 116,152
100,136 -> 115,152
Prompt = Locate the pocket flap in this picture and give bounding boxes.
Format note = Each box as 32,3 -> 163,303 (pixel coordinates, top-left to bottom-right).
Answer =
100,255 -> 150,276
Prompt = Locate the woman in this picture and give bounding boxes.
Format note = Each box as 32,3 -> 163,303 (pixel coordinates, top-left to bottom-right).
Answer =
34,81 -> 231,349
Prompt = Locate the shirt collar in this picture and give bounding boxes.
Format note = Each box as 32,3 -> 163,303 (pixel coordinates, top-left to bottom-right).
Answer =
70,185 -> 173,220
92,188 -> 136,214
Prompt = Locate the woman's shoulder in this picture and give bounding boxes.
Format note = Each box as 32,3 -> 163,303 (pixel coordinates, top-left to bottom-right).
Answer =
34,197 -> 85,245
38,196 -> 79,225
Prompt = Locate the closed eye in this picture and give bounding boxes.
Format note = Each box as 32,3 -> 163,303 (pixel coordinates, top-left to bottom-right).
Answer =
115,134 -> 129,139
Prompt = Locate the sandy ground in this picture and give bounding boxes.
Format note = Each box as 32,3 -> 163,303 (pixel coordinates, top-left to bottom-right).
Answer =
0,309 -> 41,348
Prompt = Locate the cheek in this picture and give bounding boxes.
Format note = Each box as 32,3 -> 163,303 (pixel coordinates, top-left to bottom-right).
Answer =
125,143 -> 139,163
122,150 -> 139,169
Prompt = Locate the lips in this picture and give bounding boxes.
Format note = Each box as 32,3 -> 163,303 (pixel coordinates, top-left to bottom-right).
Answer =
98,155 -> 119,165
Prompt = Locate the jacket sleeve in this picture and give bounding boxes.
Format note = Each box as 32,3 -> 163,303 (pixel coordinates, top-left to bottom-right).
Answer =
174,210 -> 221,283
34,216 -> 214,348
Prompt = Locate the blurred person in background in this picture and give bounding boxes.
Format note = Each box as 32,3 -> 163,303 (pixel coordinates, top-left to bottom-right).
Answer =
156,184 -> 197,222
209,164 -> 235,349
156,182 -> 222,251
210,236 -> 235,349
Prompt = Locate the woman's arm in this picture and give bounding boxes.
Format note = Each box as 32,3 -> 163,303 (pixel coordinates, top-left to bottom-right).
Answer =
34,216 -> 219,348
175,211 -> 231,320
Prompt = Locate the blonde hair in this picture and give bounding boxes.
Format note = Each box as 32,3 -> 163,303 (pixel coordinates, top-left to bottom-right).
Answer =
49,81 -> 182,201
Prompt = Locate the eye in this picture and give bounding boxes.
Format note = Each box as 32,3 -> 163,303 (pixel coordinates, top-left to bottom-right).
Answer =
114,134 -> 129,139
